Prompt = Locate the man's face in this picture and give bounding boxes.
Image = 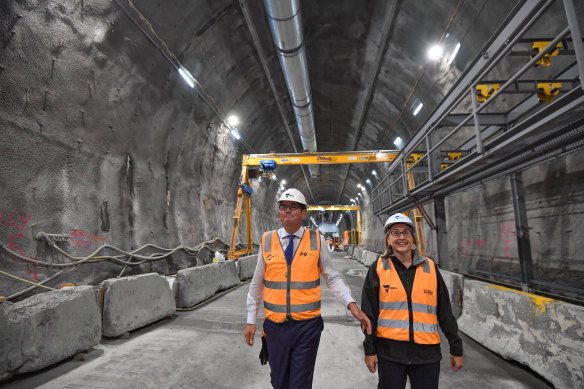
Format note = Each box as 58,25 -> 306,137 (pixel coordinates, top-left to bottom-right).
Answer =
278,201 -> 307,230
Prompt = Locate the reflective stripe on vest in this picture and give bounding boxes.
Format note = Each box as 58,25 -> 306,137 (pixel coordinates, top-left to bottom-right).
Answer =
263,229 -> 321,322
376,256 -> 440,344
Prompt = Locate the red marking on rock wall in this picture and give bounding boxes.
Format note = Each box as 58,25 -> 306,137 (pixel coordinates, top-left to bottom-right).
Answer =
500,222 -> 516,258
70,229 -> 107,248
0,211 -> 32,257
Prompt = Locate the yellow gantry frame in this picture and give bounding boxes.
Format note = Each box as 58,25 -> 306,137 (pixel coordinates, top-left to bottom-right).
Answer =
307,205 -> 361,245
228,150 -> 401,259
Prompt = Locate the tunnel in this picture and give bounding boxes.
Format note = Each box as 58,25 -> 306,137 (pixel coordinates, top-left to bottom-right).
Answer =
1,0 -> 583,388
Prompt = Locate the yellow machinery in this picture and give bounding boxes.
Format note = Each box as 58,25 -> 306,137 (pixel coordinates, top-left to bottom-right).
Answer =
228,150 -> 436,259
307,205 -> 361,246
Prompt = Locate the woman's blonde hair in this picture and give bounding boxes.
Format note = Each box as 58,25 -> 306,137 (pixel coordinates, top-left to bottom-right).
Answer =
382,225 -> 418,258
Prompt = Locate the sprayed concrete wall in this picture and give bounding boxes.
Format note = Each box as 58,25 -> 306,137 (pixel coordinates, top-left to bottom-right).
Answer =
458,279 -> 584,389
0,0 -> 281,300
0,286 -> 101,380
100,273 -> 176,337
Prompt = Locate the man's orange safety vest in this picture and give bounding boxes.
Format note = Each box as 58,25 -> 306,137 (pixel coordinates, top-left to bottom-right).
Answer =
262,229 -> 321,323
376,256 -> 440,344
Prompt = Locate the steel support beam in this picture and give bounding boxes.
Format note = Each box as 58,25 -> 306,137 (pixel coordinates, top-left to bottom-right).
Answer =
510,171 -> 534,292
434,196 -> 449,269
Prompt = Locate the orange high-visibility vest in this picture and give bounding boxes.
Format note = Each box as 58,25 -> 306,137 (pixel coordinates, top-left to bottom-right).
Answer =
263,229 -> 321,323
376,256 -> 440,344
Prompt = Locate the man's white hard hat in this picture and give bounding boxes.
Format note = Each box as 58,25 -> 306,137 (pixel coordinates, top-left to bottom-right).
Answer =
384,213 -> 414,234
278,188 -> 307,206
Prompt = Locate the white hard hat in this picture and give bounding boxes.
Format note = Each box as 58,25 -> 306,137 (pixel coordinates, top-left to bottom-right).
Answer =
278,188 -> 307,206
384,213 -> 414,234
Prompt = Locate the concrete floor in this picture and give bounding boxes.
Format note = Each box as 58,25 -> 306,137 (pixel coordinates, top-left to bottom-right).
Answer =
2,252 -> 553,389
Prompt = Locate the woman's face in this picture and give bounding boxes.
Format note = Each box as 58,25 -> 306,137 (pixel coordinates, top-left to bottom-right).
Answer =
387,223 -> 414,256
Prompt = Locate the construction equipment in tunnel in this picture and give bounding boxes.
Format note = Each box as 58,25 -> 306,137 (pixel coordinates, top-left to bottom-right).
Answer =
228,151 -> 400,259
307,205 -> 361,245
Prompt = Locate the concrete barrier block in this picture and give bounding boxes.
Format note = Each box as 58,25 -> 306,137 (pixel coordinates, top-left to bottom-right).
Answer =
237,254 -> 258,281
362,250 -> 380,267
175,260 -> 240,308
458,279 -> 584,389
353,247 -> 363,262
439,270 -> 463,319
0,286 -> 101,378
100,273 -> 176,338
347,245 -> 354,256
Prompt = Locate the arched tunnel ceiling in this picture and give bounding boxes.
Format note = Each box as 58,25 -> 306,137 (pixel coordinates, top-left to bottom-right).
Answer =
98,0 -> 533,206
2,0 -> 581,213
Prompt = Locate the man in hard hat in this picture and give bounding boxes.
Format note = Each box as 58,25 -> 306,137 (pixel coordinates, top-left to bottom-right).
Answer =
244,188 -> 372,389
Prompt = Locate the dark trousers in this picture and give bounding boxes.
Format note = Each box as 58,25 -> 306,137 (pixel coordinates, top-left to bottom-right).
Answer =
378,357 -> 440,389
263,316 -> 324,389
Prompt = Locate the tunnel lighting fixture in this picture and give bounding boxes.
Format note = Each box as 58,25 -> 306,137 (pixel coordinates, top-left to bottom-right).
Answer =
447,42 -> 461,65
230,128 -> 241,140
413,103 -> 423,116
372,170 -> 377,176
394,136 -> 403,148
281,180 -> 286,186
358,192 -> 363,197
350,198 -> 355,203
178,66 -> 195,88
428,44 -> 443,61
227,114 -> 240,127
272,174 -> 277,180
366,179 -> 371,185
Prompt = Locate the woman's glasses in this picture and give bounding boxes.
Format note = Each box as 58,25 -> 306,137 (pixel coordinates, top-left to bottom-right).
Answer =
389,230 -> 412,238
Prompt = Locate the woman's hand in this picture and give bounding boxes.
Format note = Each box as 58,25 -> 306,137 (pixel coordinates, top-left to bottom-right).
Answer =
365,355 -> 378,373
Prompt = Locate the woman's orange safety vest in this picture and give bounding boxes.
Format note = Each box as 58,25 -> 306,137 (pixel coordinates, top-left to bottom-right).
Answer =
376,256 -> 440,344
262,229 -> 321,323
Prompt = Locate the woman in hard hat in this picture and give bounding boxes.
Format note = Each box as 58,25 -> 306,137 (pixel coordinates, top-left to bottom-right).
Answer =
360,213 -> 463,389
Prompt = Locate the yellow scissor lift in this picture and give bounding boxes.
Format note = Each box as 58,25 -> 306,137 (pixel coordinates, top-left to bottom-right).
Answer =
227,150 -> 429,259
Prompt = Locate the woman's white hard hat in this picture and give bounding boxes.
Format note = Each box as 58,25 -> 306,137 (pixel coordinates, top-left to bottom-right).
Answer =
278,188 -> 307,206
384,213 -> 414,234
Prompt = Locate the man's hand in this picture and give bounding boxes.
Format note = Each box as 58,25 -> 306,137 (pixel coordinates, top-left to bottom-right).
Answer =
450,354 -> 464,371
348,302 -> 372,335
365,355 -> 378,373
244,324 -> 256,347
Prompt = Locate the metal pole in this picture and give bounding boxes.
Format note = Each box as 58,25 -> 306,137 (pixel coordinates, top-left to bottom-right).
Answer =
434,196 -> 449,269
563,0 -> 584,90
425,134 -> 434,182
510,172 -> 534,292
470,87 -> 484,154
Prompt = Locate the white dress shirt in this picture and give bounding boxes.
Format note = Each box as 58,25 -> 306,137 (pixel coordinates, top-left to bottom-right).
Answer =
246,226 -> 355,324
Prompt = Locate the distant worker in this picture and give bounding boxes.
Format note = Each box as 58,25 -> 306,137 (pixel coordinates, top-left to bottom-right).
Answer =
360,213 -> 463,389
244,188 -> 372,389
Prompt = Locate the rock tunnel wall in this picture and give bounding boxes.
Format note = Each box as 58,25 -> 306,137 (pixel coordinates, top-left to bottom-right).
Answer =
0,0 -> 279,299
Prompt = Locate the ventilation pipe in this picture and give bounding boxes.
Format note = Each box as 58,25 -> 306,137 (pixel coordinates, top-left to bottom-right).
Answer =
263,0 -> 319,177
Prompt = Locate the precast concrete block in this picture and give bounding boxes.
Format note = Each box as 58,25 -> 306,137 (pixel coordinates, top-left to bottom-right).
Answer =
353,247 -> 363,262
347,245 -> 355,256
362,250 -> 380,267
0,286 -> 101,379
237,254 -> 258,281
439,270 -> 463,319
100,273 -> 176,338
458,279 -> 584,389
174,260 -> 240,308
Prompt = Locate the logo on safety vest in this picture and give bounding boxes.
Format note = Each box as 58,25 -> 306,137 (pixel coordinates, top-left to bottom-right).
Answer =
266,254 -> 273,261
383,284 -> 397,293
423,289 -> 433,295
299,252 -> 308,256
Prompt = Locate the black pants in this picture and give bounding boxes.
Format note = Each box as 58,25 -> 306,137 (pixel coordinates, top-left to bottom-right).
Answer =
263,316 -> 324,389
378,358 -> 440,389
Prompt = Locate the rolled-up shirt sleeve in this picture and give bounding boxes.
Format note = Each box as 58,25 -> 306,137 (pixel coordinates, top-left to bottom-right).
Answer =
246,247 -> 266,324
318,235 -> 355,308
